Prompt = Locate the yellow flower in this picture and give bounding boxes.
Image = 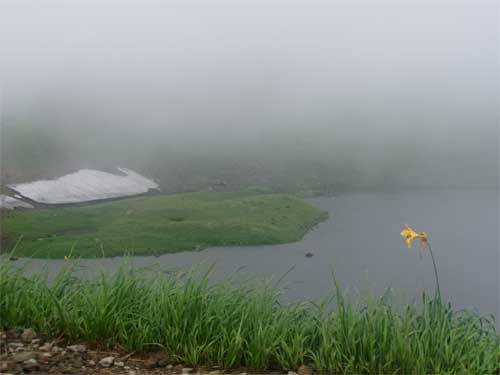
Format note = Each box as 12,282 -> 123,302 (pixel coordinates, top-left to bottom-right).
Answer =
64,256 -> 68,261
400,224 -> 428,250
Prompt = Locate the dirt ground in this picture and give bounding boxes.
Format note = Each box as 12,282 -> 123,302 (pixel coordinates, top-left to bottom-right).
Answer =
1,329 -> 307,375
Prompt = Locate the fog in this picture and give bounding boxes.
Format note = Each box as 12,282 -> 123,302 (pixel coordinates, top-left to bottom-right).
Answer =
1,0 -> 498,192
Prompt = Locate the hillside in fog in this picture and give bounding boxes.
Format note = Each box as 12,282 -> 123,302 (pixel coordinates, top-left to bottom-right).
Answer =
1,1 -> 498,191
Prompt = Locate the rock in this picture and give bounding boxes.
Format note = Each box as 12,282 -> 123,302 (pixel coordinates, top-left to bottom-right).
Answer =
208,371 -> 223,375
166,364 -> 174,370
144,352 -> 169,369
99,356 -> 114,368
144,357 -> 159,369
88,360 -> 96,366
61,367 -> 76,374
0,361 -> 16,371
39,352 -> 52,361
7,342 -> 23,349
20,328 -> 36,342
67,344 -> 87,353
39,342 -> 53,352
304,252 -> 314,258
298,365 -> 313,375
115,361 -> 125,367
22,358 -> 39,371
128,371 -> 137,375
157,357 -> 170,367
70,358 -> 83,368
182,368 -> 194,374
52,345 -> 62,352
5,330 -> 18,340
31,339 -> 41,345
12,351 -> 35,362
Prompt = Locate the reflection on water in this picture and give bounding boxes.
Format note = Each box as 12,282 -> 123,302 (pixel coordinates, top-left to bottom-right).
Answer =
14,190 -> 500,321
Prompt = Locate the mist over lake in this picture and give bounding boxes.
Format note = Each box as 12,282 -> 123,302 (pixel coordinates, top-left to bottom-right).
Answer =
1,0 -> 498,192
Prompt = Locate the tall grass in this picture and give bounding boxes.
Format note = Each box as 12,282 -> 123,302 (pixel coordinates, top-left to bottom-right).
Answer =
1,260 -> 498,374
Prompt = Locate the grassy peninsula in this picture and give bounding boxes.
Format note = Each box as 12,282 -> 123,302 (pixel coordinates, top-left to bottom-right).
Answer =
0,192 -> 327,258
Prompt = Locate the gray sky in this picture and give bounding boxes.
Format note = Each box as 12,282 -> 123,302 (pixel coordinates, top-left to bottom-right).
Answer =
0,0 -> 498,188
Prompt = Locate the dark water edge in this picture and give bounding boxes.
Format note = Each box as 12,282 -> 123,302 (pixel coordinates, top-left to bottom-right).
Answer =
5,189 -> 499,324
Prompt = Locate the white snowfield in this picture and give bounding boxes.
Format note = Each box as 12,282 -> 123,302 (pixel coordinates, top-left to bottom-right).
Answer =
0,195 -> 34,210
8,168 -> 159,204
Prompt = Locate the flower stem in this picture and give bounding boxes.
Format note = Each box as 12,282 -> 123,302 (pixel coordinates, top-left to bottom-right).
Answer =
426,242 -> 441,300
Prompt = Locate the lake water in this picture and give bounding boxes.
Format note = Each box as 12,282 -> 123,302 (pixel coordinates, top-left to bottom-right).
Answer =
14,189 -> 500,320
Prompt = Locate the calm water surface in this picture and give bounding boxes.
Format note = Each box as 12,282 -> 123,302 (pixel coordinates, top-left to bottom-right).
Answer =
16,190 -> 500,319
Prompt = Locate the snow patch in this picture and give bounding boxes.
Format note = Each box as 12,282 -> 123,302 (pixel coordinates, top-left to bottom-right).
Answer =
0,195 -> 34,210
8,168 -> 159,204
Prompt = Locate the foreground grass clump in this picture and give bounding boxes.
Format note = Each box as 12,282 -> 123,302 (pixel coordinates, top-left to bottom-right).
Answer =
1,261 -> 498,374
0,192 -> 327,258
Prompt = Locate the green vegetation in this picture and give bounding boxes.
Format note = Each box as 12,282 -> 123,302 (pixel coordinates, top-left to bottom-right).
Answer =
0,192 -> 327,258
1,261 -> 498,374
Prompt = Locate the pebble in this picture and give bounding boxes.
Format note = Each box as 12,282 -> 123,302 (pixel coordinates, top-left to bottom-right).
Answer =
39,342 -> 53,352
0,361 -> 15,371
182,368 -> 194,374
20,329 -> 36,343
7,343 -> 23,349
88,360 -> 96,366
67,344 -> 87,353
298,365 -> 313,375
115,361 -> 125,367
144,357 -> 159,369
12,351 -> 34,363
158,357 -> 170,367
99,356 -> 115,368
22,358 -> 39,371
5,330 -> 18,340
39,352 -> 52,361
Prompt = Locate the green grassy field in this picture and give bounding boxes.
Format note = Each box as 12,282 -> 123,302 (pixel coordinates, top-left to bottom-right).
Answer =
0,192 -> 327,258
1,262 -> 498,373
